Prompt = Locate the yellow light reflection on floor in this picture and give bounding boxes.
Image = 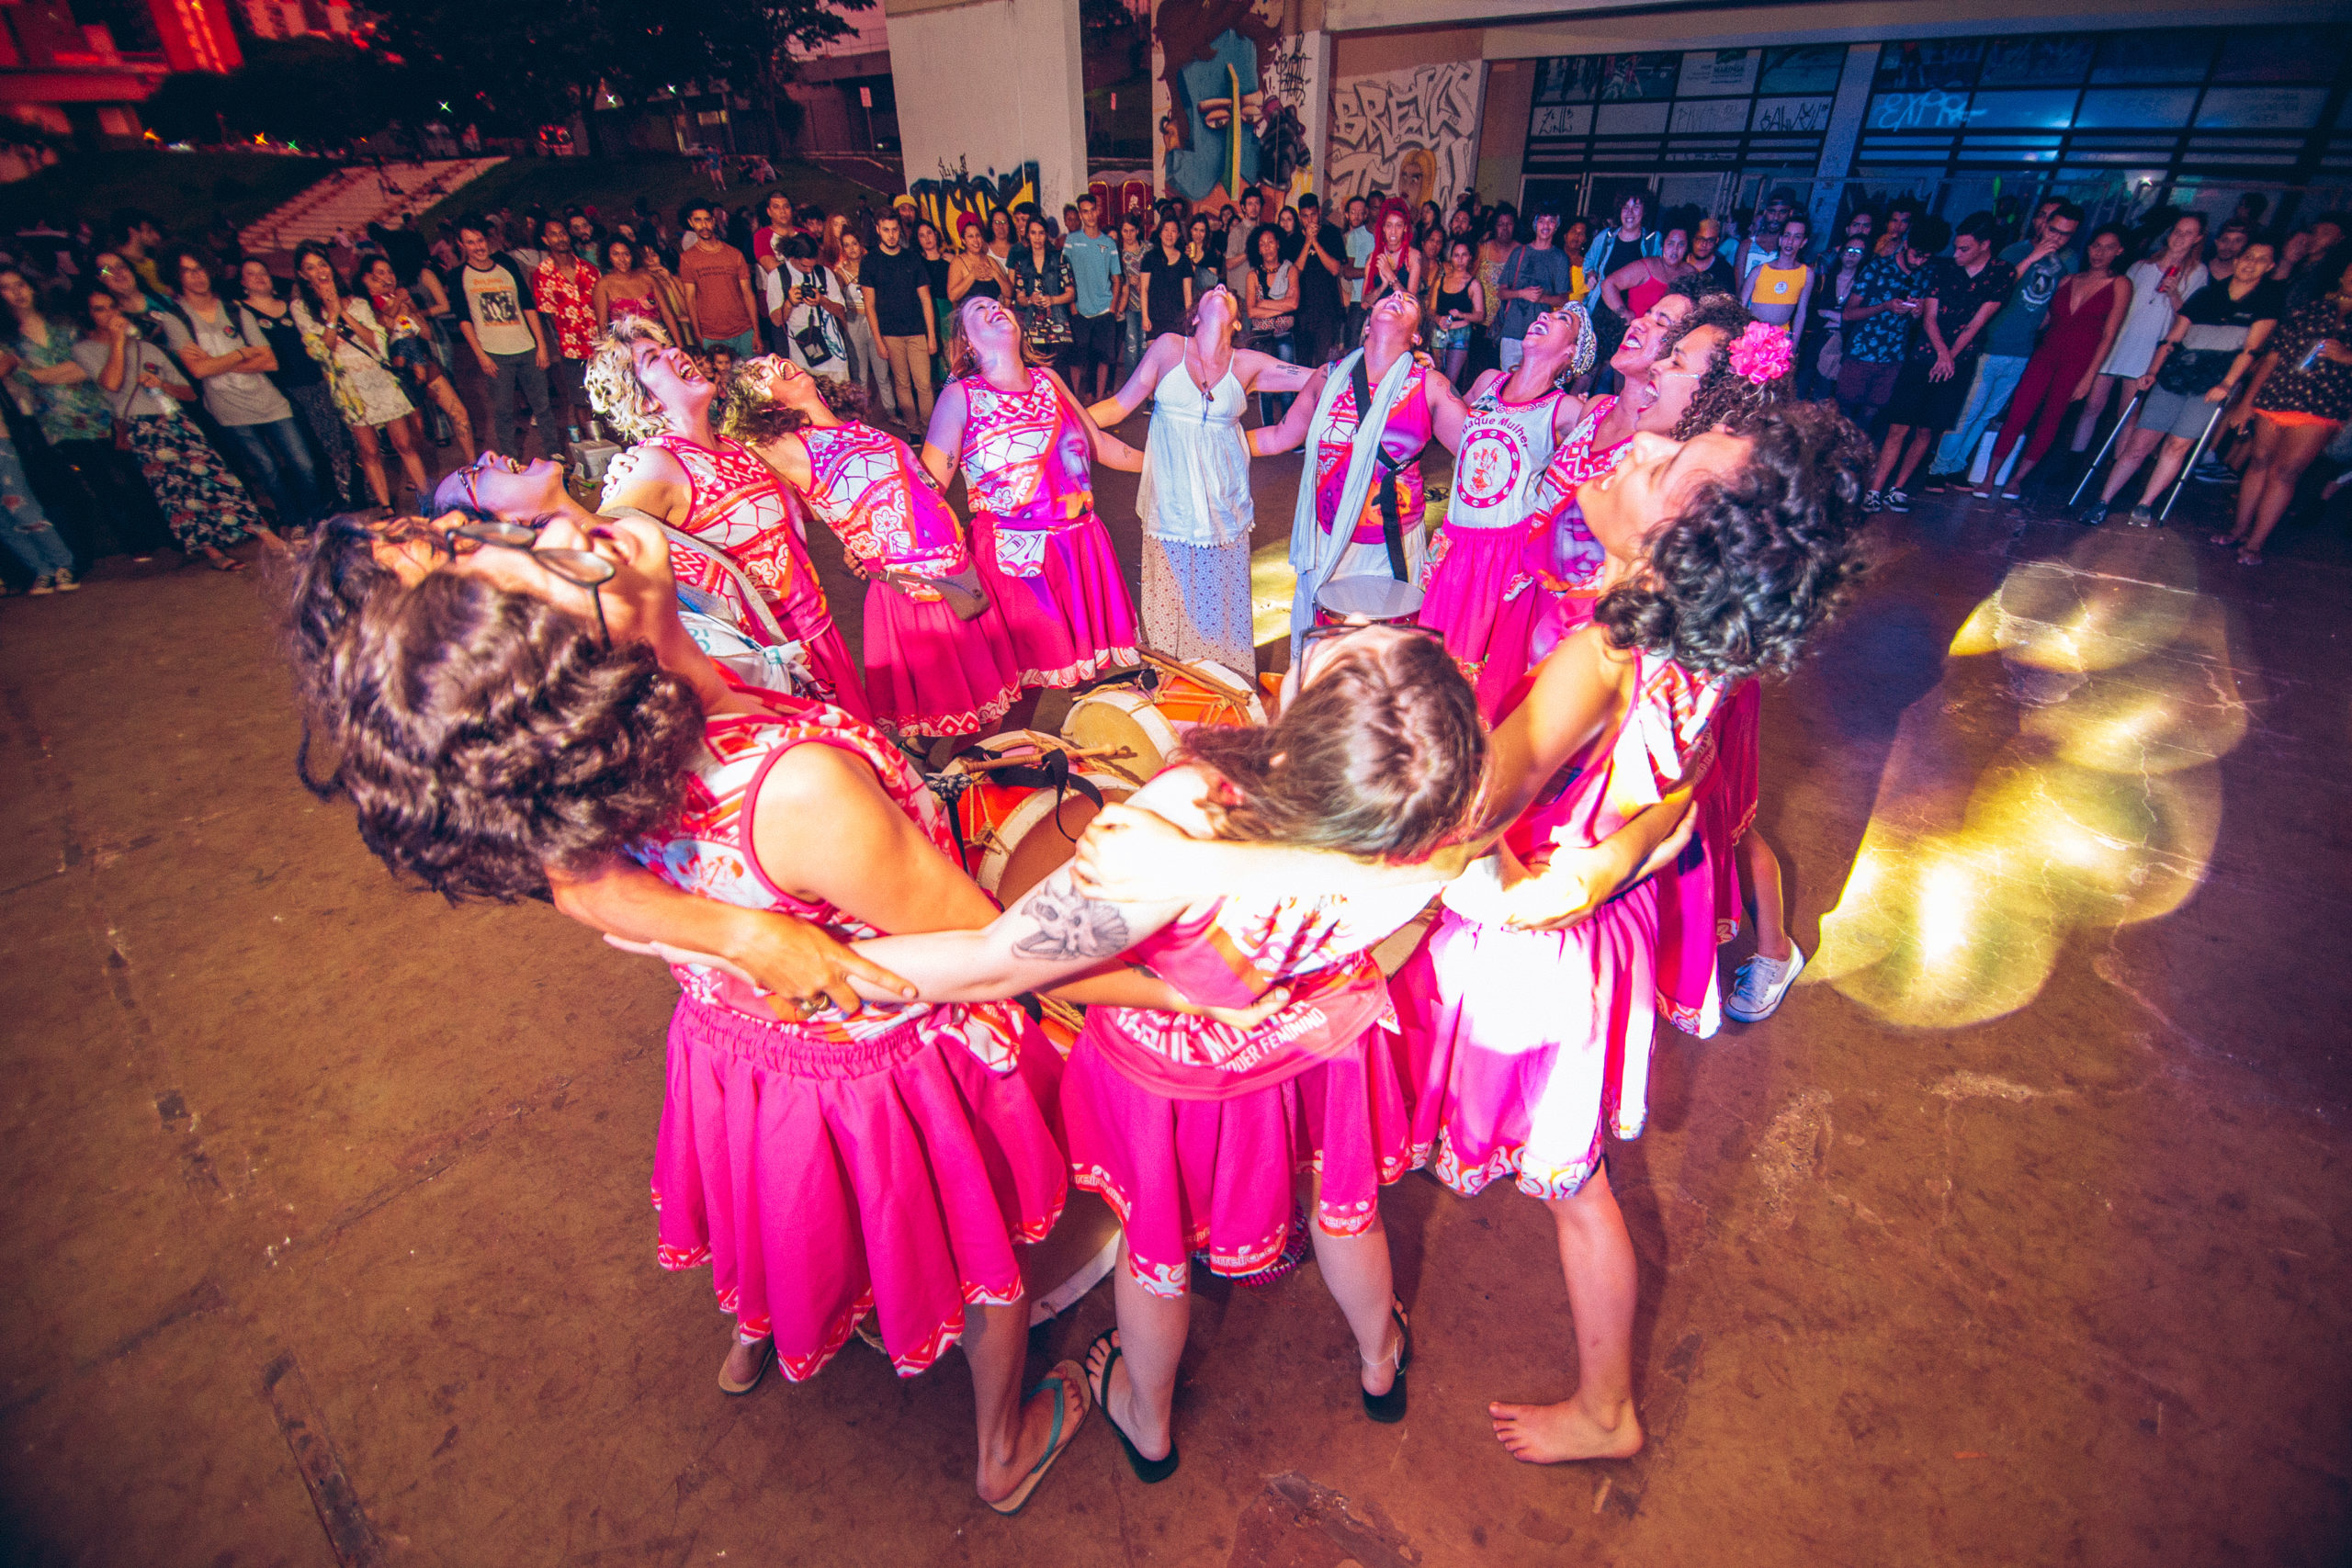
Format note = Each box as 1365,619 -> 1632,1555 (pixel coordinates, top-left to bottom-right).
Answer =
1810,530 -> 2257,1029
1250,538 -> 1296,654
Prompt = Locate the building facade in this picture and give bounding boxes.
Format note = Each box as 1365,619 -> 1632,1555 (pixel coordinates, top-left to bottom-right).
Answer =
0,0 -> 242,143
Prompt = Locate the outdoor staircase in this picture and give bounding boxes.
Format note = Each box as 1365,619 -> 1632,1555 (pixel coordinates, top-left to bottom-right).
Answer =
236,157 -> 509,259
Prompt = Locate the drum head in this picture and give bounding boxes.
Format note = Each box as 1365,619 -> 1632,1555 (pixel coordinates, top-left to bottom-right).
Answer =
993,773 -> 1132,904
1317,575 -> 1426,624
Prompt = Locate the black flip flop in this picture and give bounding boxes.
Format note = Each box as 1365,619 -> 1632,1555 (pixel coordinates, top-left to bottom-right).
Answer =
1362,1302 -> 1410,1425
1086,1328 -> 1177,1483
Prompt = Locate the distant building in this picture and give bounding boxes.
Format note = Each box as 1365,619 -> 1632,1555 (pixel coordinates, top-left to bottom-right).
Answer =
0,0 -> 242,143
786,9 -> 896,154
237,0 -> 349,43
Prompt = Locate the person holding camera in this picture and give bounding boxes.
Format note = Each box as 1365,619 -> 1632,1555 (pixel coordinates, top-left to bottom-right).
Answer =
766,234 -> 850,378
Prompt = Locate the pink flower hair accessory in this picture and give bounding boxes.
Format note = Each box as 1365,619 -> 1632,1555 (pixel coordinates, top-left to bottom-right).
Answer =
1728,321 -> 1794,384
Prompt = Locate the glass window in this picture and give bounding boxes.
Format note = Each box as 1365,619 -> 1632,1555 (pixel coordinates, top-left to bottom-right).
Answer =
2214,26 -> 2346,84
1599,54 -> 1680,102
1979,36 -> 2096,87
1595,102 -> 1672,136
1533,57 -> 1601,105
2194,87 -> 2327,130
1677,50 -> 1760,97
1966,90 -> 2081,130
2075,87 -> 2200,129
1868,91 -> 1978,134
1752,96 -> 1837,134
1875,39 -> 1983,92
2091,30 -> 2216,85
1759,45 -> 1847,96
1669,98 -> 1750,134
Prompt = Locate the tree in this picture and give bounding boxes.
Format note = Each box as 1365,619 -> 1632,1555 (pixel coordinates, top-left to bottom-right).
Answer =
368,0 -> 874,146
141,37 -> 406,148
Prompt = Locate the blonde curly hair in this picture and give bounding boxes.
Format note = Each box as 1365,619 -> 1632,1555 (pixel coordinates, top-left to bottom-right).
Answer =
583,318 -> 679,444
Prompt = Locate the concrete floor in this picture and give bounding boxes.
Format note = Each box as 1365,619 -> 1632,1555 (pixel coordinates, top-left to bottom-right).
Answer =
2,412 -> 2347,1568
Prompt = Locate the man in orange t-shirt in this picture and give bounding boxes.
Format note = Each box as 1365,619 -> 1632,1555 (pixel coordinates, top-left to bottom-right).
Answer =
677,200 -> 762,357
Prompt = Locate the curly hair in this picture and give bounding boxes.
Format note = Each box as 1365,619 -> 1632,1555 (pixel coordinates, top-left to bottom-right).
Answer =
281,521 -> 704,902
718,361 -> 868,446
1182,631 -> 1486,863
1593,401 -> 1870,682
1662,299 -> 1797,441
583,317 -> 679,443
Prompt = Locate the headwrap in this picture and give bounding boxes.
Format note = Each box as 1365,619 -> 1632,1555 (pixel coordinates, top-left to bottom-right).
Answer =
1286,346 -> 1417,655
1556,300 -> 1597,380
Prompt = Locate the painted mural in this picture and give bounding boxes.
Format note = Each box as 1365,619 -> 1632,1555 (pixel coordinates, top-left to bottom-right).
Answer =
1327,62 -> 1484,214
1150,0 -> 1311,209
907,160 -> 1041,243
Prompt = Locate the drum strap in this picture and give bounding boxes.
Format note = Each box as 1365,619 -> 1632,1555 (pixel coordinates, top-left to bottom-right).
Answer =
1351,355 -> 1410,582
934,747 -> 1106,879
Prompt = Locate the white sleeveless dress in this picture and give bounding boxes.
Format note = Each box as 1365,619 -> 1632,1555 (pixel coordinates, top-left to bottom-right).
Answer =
1137,359 -> 1257,673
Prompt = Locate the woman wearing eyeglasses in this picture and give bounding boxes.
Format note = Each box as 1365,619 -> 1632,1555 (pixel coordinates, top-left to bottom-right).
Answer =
282,496 -> 1301,1513
586,316 -> 870,721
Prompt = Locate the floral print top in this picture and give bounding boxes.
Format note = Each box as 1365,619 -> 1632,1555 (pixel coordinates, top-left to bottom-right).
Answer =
11,320 -> 110,444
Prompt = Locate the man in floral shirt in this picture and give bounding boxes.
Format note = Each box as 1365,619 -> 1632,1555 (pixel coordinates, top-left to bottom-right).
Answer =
1836,228 -> 1931,434
533,215 -> 602,437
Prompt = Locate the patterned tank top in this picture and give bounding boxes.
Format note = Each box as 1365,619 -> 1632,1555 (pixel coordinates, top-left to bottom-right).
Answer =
956,367 -> 1094,529
605,432 -> 823,650
1446,384 -> 1566,532
1314,361 -> 1432,545
797,419 -> 967,577
1080,771 -> 1440,1100
628,682 -> 1023,1070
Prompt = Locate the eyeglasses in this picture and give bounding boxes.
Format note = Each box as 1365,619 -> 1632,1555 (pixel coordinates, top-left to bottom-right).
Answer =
427,515 -> 617,644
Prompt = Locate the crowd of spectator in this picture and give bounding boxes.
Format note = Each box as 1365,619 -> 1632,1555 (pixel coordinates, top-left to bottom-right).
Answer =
2,176 -> 2347,598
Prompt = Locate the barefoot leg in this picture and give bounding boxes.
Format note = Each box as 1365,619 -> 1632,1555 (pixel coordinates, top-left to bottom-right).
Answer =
963,1294 -> 1057,1505
1490,1163 -> 1645,1463
1739,830 -> 1792,963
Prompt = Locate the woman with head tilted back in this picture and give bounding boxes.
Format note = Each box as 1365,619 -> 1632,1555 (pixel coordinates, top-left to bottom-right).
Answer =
722,355 -> 1023,736
281,493 -> 1247,1512
919,293 -> 1142,690
586,318 -> 869,719
829,626 -> 1488,1481
1069,400 -> 1867,1466
1416,301 -> 1595,685
1083,282 -> 1320,673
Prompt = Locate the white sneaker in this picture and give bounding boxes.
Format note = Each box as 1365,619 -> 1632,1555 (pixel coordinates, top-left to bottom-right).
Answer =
25,575 -> 53,595
52,567 -> 79,592
1725,943 -> 1806,1022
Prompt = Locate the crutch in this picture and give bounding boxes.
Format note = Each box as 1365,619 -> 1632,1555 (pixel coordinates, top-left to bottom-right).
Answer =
2157,400 -> 2228,524
2067,389 -> 2146,510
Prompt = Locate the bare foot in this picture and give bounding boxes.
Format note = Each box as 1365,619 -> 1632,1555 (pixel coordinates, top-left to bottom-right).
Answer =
975,1374 -> 1069,1505
718,1337 -> 768,1388
1488,1397 -> 1645,1464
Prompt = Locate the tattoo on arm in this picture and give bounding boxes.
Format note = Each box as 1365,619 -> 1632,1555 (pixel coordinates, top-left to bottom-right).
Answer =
1010,875 -> 1133,960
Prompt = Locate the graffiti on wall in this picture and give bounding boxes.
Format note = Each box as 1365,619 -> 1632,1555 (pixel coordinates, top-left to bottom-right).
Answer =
907,160 -> 1041,243
1150,0 -> 1310,208
1327,62 -> 1483,215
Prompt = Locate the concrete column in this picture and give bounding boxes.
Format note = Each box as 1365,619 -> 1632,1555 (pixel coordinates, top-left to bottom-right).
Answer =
887,0 -> 1088,211
1296,28 -> 1332,201
1809,42 -> 1880,238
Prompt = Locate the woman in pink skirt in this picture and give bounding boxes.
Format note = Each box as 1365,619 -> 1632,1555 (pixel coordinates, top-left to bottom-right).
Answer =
1418,301 -> 1595,681
722,355 -> 1023,738
839,627 -> 1487,1482
1473,286 -> 1702,718
587,318 -> 872,721
921,295 -> 1141,689
281,504 -> 1238,1513
1074,405 -> 1868,1467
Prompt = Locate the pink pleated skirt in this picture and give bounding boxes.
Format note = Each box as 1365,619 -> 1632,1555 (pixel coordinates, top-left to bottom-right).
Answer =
1699,680 -> 1761,941
1059,1025 -> 1413,1299
770,576 -> 875,726
973,513 -> 1139,689
1419,522 -> 1530,682
860,578 -> 1022,738
651,995 -> 1068,1380
1394,880 -> 1660,1201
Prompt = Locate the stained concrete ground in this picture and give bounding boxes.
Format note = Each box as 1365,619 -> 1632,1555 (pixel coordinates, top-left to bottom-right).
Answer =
1,390 -> 2346,1568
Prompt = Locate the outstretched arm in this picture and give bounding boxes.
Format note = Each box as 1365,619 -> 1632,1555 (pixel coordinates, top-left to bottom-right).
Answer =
1246,365 -> 1327,455
1049,366 -> 1143,471
1425,365 -> 1473,453
1232,345 -> 1318,395
1090,333 -> 1175,427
